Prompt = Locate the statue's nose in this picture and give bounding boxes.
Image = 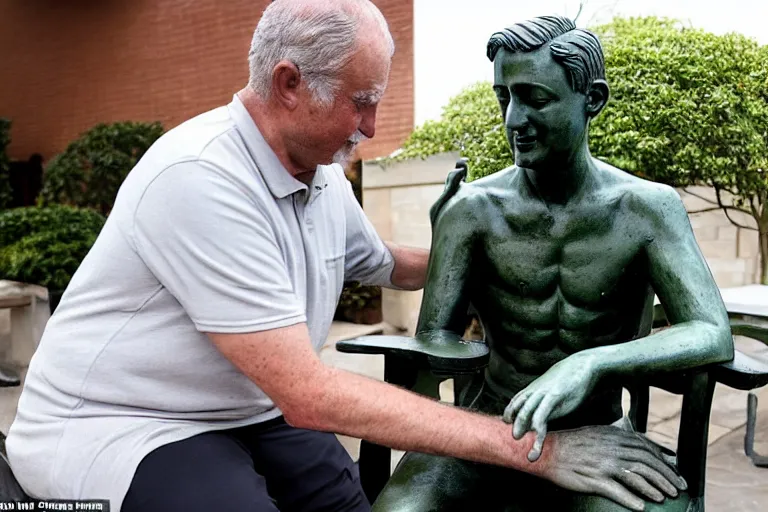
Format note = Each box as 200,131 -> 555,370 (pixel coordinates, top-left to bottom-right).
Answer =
505,102 -> 530,134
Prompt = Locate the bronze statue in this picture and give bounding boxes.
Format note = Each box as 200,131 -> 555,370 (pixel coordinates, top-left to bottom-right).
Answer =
374,15 -> 733,512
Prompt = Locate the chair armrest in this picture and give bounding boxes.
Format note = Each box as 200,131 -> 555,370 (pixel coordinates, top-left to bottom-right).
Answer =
730,320 -> 768,345
712,349 -> 768,391
336,335 -> 490,375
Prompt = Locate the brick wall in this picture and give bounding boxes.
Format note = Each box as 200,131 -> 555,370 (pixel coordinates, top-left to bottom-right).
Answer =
356,0 -> 414,161
0,0 -> 413,162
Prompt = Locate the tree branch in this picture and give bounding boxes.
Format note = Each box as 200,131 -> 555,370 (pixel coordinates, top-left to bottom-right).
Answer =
573,0 -> 586,23
688,207 -> 746,214
714,185 -> 759,231
680,188 -> 718,206
750,195 -> 759,221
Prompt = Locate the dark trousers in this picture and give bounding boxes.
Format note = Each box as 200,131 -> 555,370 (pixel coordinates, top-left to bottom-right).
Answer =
122,416 -> 370,512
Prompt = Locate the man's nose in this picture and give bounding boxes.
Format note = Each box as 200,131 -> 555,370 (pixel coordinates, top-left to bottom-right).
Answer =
359,105 -> 377,139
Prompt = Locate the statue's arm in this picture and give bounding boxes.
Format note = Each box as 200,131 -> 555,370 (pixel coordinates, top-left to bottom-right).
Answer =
590,185 -> 734,378
415,191 -> 479,347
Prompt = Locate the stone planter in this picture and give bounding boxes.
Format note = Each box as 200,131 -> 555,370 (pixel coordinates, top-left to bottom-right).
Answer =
362,152 -> 459,335
0,281 -> 50,368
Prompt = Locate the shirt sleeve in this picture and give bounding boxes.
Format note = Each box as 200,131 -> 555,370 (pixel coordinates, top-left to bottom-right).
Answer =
132,160 -> 306,333
336,166 -> 395,287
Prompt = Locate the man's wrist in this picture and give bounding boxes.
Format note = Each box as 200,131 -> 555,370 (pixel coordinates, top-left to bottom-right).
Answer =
508,430 -> 551,477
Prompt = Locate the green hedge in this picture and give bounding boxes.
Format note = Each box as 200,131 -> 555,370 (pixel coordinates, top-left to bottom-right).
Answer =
39,121 -> 164,215
0,205 -> 106,290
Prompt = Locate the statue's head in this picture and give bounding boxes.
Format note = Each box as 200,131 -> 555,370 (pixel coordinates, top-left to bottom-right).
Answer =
487,16 -> 608,171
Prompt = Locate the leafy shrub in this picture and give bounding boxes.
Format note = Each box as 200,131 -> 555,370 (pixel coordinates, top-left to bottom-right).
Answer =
389,82 -> 511,181
0,204 -> 105,248
0,205 -> 106,290
591,18 -> 768,282
336,282 -> 382,324
0,118 -> 12,211
338,282 -> 381,310
39,121 -> 164,215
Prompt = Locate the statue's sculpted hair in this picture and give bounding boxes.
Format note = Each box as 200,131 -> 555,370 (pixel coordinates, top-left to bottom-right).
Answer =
487,15 -> 606,94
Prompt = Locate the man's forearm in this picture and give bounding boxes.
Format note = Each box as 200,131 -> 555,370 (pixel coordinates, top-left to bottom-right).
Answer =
588,320 -> 732,380
291,365 -> 548,476
384,242 -> 429,290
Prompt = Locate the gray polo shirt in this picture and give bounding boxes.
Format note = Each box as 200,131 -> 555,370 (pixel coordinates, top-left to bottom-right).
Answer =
6,95 -> 394,510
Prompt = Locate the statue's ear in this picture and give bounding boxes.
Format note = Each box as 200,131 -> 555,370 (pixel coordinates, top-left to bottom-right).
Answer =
585,79 -> 609,118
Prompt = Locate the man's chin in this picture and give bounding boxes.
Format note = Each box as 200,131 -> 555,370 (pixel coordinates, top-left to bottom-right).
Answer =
332,147 -> 356,167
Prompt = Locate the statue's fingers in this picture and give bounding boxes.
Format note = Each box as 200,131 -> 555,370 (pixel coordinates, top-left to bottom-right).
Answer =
513,393 -> 544,440
503,392 -> 529,424
527,395 -> 557,462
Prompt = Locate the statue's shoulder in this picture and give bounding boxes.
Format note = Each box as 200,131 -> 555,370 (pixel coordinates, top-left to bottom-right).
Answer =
458,166 -> 518,202
466,165 -> 518,187
431,166 -> 517,227
597,160 -> 685,218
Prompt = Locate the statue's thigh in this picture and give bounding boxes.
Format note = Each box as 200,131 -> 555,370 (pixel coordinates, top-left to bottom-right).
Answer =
373,452 -> 566,512
372,451 -> 692,512
566,491 -> 692,512
372,451 -> 490,512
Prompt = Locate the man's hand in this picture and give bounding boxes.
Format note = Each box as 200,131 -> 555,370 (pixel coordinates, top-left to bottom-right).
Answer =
504,352 -> 599,460
540,425 -> 687,511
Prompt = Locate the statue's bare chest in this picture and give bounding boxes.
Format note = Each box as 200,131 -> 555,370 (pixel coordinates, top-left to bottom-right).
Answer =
480,198 -> 648,305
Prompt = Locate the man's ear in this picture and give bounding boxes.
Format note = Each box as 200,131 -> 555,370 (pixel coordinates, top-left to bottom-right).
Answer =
271,60 -> 301,110
585,79 -> 609,118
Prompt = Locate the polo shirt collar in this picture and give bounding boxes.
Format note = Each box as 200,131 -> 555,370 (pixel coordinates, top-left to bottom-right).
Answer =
228,94 -> 306,199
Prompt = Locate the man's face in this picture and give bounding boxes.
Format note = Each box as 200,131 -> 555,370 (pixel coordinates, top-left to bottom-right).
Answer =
493,46 -> 589,171
295,35 -> 390,170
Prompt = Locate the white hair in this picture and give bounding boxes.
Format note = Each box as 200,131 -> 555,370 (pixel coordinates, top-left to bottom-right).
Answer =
248,0 -> 395,106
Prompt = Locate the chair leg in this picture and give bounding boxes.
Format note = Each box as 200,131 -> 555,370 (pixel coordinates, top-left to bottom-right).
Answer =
744,392 -> 768,467
357,355 -> 418,504
676,372 -> 716,508
629,386 -> 650,433
359,440 -> 391,505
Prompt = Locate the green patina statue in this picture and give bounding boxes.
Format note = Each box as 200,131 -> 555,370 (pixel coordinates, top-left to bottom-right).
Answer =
374,15 -> 734,512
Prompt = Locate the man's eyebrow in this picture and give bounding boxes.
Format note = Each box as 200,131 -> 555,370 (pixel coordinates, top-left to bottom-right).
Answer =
352,88 -> 384,105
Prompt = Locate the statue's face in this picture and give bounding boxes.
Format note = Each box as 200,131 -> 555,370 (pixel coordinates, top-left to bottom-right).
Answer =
493,46 -> 589,171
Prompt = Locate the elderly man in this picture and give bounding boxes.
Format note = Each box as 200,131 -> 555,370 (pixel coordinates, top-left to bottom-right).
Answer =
7,3 -> 685,512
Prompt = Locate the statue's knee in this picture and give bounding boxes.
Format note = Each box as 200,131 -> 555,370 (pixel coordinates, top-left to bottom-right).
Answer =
371,452 -> 479,512
572,492 -> 691,512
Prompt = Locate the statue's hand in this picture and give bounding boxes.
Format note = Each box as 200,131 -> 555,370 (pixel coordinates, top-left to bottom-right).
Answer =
539,425 -> 686,511
503,352 -> 599,461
